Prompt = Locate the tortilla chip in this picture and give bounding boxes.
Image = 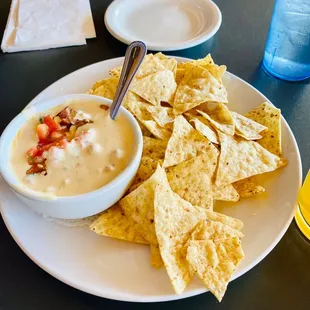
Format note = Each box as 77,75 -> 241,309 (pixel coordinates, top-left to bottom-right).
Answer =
154,184 -> 207,294
167,147 -> 219,210
146,105 -> 175,127
110,54 -> 166,79
154,52 -> 177,76
150,244 -> 164,269
137,119 -> 152,137
189,116 -> 219,144
244,102 -> 281,156
212,184 -> 240,202
231,111 -> 267,140
142,120 -> 173,140
126,100 -> 173,140
186,222 -> 244,301
119,165 -> 169,245
89,204 -> 148,244
202,209 -> 244,231
191,219 -> 244,240
197,102 -> 235,135
131,70 -> 177,106
173,63 -> 228,114
233,177 -> 265,198
132,157 -> 161,186
216,132 -> 287,186
176,68 -> 186,84
163,115 -> 212,168
142,136 -> 167,160
190,54 -> 227,81
89,77 -> 119,100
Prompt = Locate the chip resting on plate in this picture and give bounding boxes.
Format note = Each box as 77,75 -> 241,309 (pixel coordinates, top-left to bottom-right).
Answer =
110,54 -> 167,79
88,76 -> 119,100
244,102 -> 282,156
89,204 -> 148,244
150,244 -> 164,269
189,116 -> 219,144
173,63 -> 228,114
142,136 -> 167,160
216,132 -> 287,186
233,177 -> 265,198
186,221 -> 244,301
130,70 -> 177,106
131,156 -> 161,186
119,165 -> 169,245
197,102 -> 235,135
163,115 -> 211,168
154,183 -> 207,294
231,111 -> 268,140
166,146 -> 219,210
212,184 -> 240,202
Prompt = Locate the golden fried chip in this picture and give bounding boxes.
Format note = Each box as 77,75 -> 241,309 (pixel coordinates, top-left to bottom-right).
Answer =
142,120 -> 173,140
131,70 -> 177,106
233,177 -> 265,198
173,63 -> 228,114
154,52 -> 177,76
190,54 -> 227,81
191,219 -> 244,240
212,184 -> 240,202
187,222 -> 244,301
89,204 -> 148,244
145,105 -> 175,127
132,157 -> 161,186
216,132 -> 287,186
154,184 -> 207,294
126,100 -> 173,140
89,77 -> 119,100
142,136 -> 167,160
202,209 -> 244,231
231,111 -> 267,140
197,102 -> 235,135
175,68 -> 186,84
150,244 -> 164,269
167,147 -> 219,210
244,102 -> 282,156
110,54 -> 166,79
189,116 -> 219,144
119,165 -> 169,245
163,116 -> 211,168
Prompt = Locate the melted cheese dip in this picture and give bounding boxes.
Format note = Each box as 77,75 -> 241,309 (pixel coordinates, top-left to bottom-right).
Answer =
11,100 -> 136,196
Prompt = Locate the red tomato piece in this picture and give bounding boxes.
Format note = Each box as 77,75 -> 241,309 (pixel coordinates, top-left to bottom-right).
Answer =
43,115 -> 60,132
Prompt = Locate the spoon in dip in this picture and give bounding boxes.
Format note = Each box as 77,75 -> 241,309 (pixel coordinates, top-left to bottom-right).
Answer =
110,41 -> 147,120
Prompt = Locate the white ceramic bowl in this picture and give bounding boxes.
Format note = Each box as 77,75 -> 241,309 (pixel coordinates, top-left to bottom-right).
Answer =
0,94 -> 143,219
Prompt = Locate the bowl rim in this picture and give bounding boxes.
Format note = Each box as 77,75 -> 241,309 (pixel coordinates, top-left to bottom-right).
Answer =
0,94 -> 143,202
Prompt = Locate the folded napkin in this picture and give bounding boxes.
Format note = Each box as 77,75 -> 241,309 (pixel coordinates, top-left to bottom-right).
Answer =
1,0 -> 96,53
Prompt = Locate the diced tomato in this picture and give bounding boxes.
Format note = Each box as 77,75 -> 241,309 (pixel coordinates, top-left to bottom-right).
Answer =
36,124 -> 49,142
43,115 -> 60,132
26,147 -> 38,158
37,137 -> 67,153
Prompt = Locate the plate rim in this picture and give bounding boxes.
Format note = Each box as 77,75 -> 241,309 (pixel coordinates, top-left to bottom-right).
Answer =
104,0 -> 222,51
0,56 -> 302,302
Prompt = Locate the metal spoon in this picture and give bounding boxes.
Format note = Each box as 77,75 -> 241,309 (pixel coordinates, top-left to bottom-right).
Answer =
109,41 -> 147,120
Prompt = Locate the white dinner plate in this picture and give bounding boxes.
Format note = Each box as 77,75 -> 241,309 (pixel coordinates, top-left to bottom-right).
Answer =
104,0 -> 222,51
0,56 -> 302,302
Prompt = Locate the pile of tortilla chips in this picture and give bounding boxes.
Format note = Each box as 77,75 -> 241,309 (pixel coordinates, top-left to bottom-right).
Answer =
88,53 -> 287,301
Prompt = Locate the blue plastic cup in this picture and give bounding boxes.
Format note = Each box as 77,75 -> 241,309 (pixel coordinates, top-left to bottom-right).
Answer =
263,0 -> 310,81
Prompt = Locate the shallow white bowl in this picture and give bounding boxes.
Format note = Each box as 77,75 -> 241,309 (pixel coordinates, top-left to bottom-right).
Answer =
0,94 -> 143,219
105,0 -> 222,51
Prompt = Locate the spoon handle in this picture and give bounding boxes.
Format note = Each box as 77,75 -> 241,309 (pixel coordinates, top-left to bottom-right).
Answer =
110,41 -> 147,120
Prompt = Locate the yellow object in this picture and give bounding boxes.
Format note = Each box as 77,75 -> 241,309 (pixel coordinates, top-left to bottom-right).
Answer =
295,171 -> 310,240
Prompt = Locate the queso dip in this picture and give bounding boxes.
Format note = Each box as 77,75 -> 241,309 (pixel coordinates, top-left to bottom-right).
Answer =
11,100 -> 136,196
